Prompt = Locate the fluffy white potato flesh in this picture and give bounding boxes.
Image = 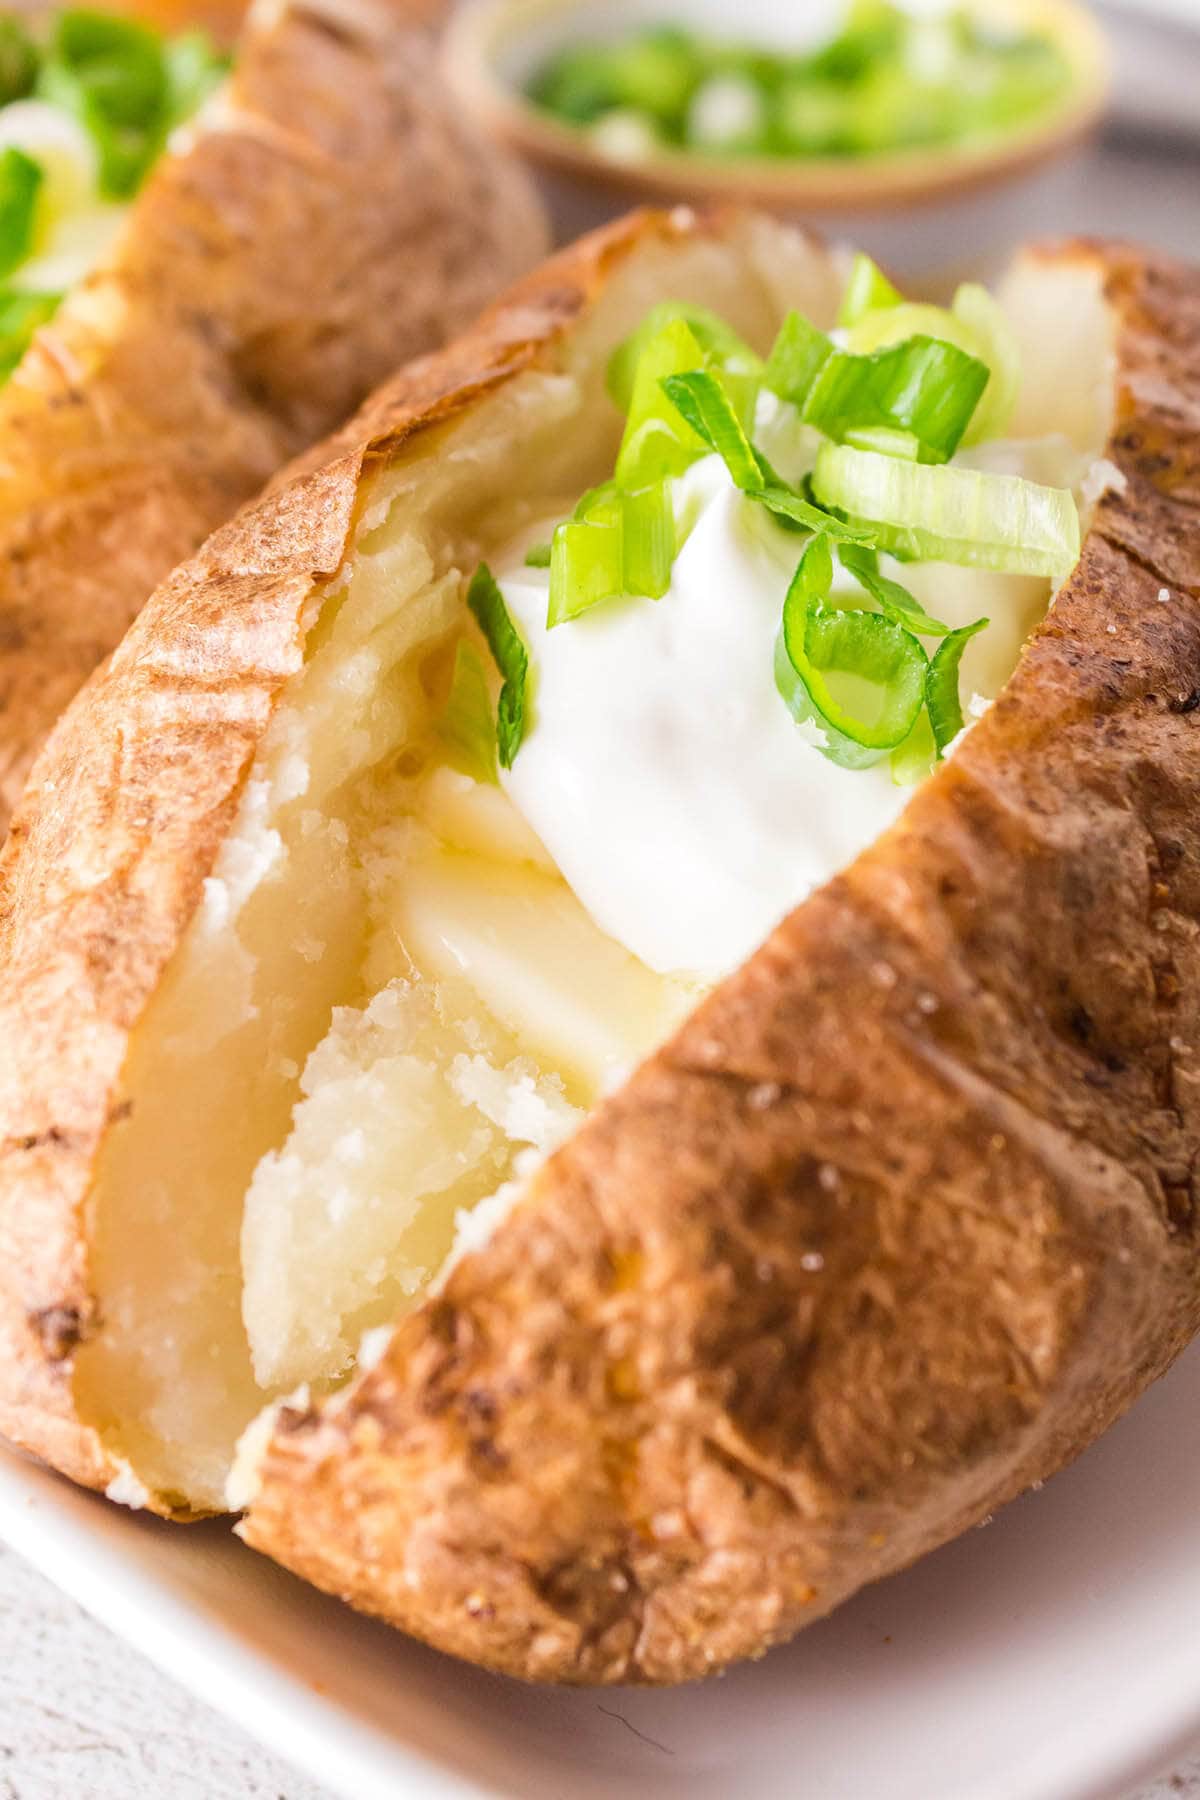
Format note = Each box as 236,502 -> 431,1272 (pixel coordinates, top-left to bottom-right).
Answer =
70,228 -> 1114,1510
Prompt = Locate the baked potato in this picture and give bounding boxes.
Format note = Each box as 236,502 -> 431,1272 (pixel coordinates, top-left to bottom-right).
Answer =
0,0 -> 546,830
1,206 -> 1198,1685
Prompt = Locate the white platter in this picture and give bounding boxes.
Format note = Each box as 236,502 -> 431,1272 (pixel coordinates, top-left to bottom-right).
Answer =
3,1341 -> 1200,1800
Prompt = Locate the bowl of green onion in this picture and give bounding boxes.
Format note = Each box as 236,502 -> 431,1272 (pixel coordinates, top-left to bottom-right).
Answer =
443,0 -> 1109,274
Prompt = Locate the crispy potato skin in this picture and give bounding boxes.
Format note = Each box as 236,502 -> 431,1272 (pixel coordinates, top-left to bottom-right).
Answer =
0,209 -> 688,1502
0,0 -> 546,832
2,214 -> 1200,1675
240,241 -> 1200,1680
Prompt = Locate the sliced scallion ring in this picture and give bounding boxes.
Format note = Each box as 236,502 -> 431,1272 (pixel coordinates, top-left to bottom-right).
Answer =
765,309 -> 989,464
607,299 -> 762,410
846,284 -> 1020,446
660,369 -> 873,544
889,710 -> 937,786
467,563 -> 529,769
837,252 -> 903,329
812,442 -> 1080,581
927,617 -> 989,754
763,310 -> 834,410
547,479 -> 674,626
775,534 -> 928,769
661,365 -> 761,489
0,147 -> 42,281
437,639 -> 498,786
838,542 -> 952,636
805,335 -> 990,465
614,315 -> 711,490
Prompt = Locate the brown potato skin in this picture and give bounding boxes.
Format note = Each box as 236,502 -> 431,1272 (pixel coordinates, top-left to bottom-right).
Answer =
2,214 -> 1200,1676
0,209 -> 686,1502
0,0 -> 546,831
239,240 -> 1200,1680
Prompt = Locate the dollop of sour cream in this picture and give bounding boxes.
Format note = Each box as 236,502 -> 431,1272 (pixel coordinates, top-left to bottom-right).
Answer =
497,453 -> 1052,983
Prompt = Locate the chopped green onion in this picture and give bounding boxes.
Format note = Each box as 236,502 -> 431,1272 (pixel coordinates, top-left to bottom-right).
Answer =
614,315 -> 710,490
765,308 -> 990,464
807,336 -> 990,465
660,369 -> 873,544
837,253 -> 903,329
0,149 -> 42,282
0,16 -> 39,107
776,533 -> 928,768
549,516 -> 623,625
622,480 -> 675,599
0,287 -> 61,380
528,12 -> 1072,164
812,443 -> 1081,581
607,299 -> 761,410
927,618 -> 989,754
437,640 -> 498,785
837,542 -> 952,636
763,311 -> 834,410
890,709 -> 937,785
548,480 -> 674,626
950,283 -> 1020,444
162,28 -> 226,131
847,284 -> 1019,446
661,367 -> 761,490
846,299 -> 976,358
39,9 -> 168,199
524,542 -> 552,568
467,563 -> 529,769
756,482 -> 875,542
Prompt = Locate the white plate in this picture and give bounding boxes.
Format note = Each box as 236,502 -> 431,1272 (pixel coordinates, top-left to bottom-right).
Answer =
3,1342 -> 1200,1800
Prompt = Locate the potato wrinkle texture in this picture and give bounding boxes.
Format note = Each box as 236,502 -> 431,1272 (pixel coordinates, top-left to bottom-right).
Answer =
0,0 -> 548,834
66,216 -> 845,1509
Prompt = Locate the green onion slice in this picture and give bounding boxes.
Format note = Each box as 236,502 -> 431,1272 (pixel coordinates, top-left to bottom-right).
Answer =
837,542 -> 951,636
467,563 -> 529,769
837,252 -> 903,329
0,16 -> 39,107
548,517 -> 622,626
927,617 -> 989,755
162,27 -> 226,131
763,311 -> 834,409
0,149 -> 42,282
807,335 -> 990,465
0,287 -> 61,379
776,533 -> 928,768
524,542 -> 552,568
812,442 -> 1081,581
614,315 -> 711,490
847,283 -> 1020,446
547,479 -> 674,626
437,640 -> 498,786
661,366 -> 761,489
39,10 -> 166,199
889,709 -> 937,787
765,309 -> 989,464
660,369 -> 873,544
607,299 -> 761,410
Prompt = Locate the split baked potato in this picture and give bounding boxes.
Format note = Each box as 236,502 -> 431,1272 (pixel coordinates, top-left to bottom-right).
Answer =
1,207 -> 1199,1685
0,0 -> 546,829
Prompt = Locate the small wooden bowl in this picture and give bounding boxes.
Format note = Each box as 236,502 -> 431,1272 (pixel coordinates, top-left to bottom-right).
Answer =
443,0 -> 1111,277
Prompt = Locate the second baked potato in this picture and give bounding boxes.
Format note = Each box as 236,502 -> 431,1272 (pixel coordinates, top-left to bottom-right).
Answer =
0,0 -> 546,829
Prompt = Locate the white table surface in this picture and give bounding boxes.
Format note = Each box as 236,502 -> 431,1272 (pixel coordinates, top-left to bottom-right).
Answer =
4,7 -> 1200,1795
0,1530 -> 1197,1800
